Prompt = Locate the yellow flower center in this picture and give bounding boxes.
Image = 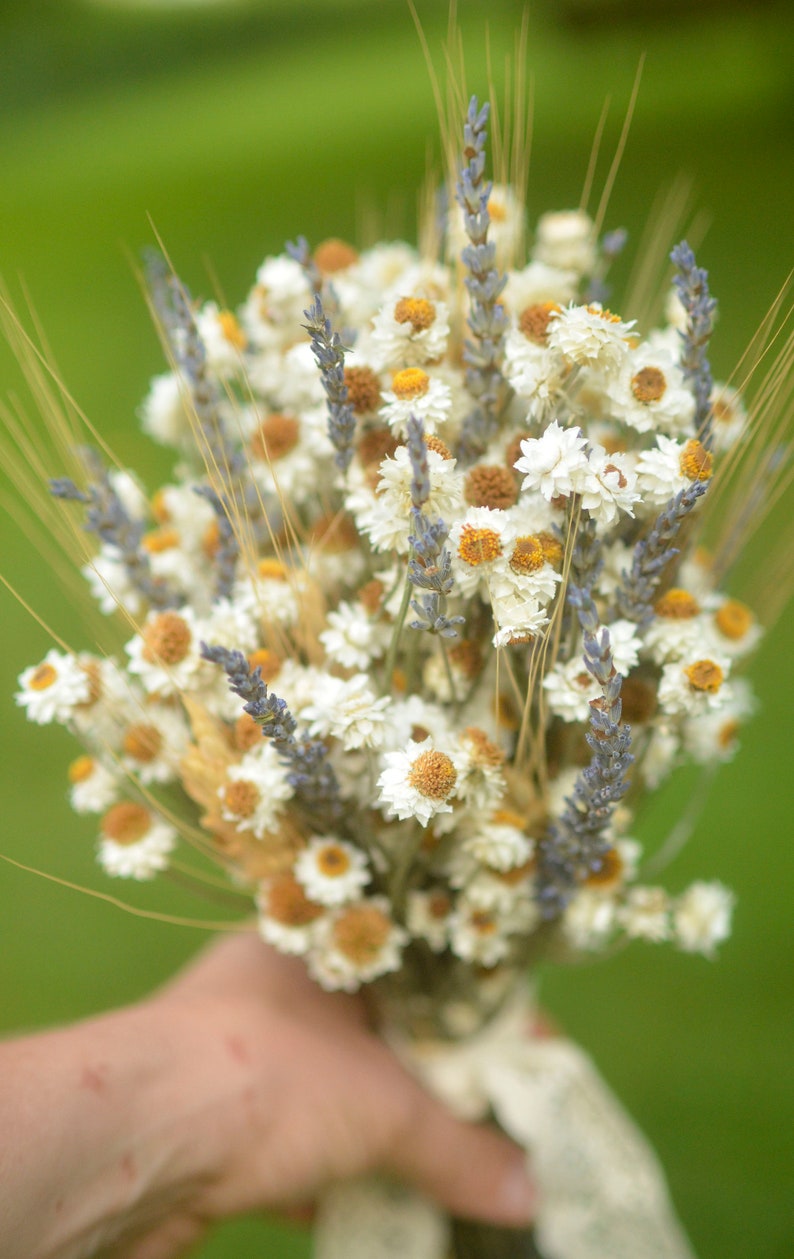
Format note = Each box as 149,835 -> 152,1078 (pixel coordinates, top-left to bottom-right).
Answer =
684,659 -> 724,693
394,297 -> 436,331
462,726 -> 504,768
470,910 -> 498,935
715,599 -> 753,641
316,843 -> 352,878
122,723 -> 163,764
408,750 -> 457,800
679,439 -> 713,482
142,527 -> 180,554
68,755 -> 96,784
233,713 -> 263,752
256,558 -> 288,581
491,808 -> 527,829
332,904 -> 391,964
248,648 -> 283,682
654,588 -> 700,619
509,535 -> 545,575
424,434 -> 452,460
457,525 -> 502,567
218,310 -> 247,350
391,367 -> 430,400
142,613 -> 192,666
585,847 -> 624,888
102,802 -> 151,845
28,662 -> 58,691
427,891 -> 451,920
631,366 -> 667,404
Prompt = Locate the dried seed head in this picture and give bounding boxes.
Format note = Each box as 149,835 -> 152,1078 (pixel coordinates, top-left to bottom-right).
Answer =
264,872 -> 324,926
102,802 -> 151,845
251,413 -> 301,461
344,366 -> 381,415
518,302 -> 560,345
332,903 -> 392,964
122,723 -> 163,764
221,779 -> 260,818
142,613 -> 192,665
631,366 -> 667,404
314,238 -> 358,274
465,464 -> 519,510
356,426 -> 399,468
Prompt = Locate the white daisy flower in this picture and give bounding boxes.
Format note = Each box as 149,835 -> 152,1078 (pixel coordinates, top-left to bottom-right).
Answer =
119,703 -> 190,786
618,886 -> 671,942
579,448 -> 640,529
514,420 -> 590,501
709,382 -> 748,452
97,802 -> 176,880
406,887 -> 453,953
377,737 -> 459,825
218,745 -> 294,839
139,371 -> 193,447
642,588 -> 705,664
635,436 -> 713,508
562,887 -> 617,951
673,881 -> 735,957
294,836 -> 370,907
304,674 -> 390,751
370,295 -> 450,370
320,600 -> 391,671
195,301 -> 247,378
542,656 -> 600,722
606,619 -> 643,675
448,900 -> 513,966
504,261 -> 578,312
658,655 -> 731,717
16,649 -> 92,725
308,897 -> 408,991
546,303 -> 635,376
125,608 -> 203,697
379,367 -> 452,436
704,595 -> 762,660
532,209 -> 596,274
449,506 -> 515,596
461,814 -> 533,873
257,872 -> 327,957
83,546 -> 146,617
68,756 -> 120,814
351,445 -> 463,554
608,344 -> 696,436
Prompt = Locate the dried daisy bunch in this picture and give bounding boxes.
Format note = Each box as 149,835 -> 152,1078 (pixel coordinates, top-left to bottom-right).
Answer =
9,93 -> 792,1032
6,75 -> 793,1257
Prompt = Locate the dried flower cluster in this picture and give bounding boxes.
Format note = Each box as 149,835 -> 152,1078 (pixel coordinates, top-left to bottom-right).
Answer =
15,96 -> 766,1025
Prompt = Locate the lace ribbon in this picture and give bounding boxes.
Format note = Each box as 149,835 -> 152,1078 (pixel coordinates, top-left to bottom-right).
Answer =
315,993 -> 697,1259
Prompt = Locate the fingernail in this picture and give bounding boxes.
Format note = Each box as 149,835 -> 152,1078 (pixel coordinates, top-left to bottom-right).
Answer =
497,1158 -> 535,1223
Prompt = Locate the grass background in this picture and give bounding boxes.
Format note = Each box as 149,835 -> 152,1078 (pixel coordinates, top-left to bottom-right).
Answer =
0,1 -> 792,1255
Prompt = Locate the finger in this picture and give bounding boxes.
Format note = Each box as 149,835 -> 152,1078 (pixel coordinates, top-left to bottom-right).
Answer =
385,1093 -> 535,1227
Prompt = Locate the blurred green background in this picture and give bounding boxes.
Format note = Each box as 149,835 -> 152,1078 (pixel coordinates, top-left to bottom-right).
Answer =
1,1 -> 792,1255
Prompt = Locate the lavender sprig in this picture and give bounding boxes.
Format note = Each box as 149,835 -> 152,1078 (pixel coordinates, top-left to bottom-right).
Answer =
193,485 -> 239,602
536,587 -> 634,919
200,643 -> 341,817
615,480 -> 709,625
405,418 -> 463,638
144,252 -> 244,480
302,295 -> 356,474
51,459 -> 181,611
455,96 -> 509,463
671,240 -> 717,447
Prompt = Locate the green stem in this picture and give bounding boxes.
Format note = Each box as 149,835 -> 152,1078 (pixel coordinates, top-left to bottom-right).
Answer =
383,566 -> 414,689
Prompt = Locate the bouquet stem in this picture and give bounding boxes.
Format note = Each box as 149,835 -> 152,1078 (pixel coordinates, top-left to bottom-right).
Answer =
451,1219 -> 544,1259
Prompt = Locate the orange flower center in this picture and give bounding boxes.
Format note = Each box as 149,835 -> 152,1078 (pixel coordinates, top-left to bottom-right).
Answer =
142,613 -> 192,665
408,750 -> 457,800
654,588 -> 700,619
314,238 -> 358,274
585,847 -> 624,887
315,844 -> 352,878
217,310 -> 247,350
248,648 -> 283,682
631,366 -> 667,404
394,297 -> 436,331
518,302 -> 560,345
251,413 -> 300,461
257,558 -> 288,581
264,873 -> 324,926
462,726 -> 505,767
122,723 -> 163,763
684,659 -> 724,693
509,534 -> 545,575
222,780 -> 261,818
344,366 -> 381,415
457,526 -> 502,567
233,713 -> 263,752
465,464 -> 518,510
679,439 -> 713,482
28,662 -> 58,691
102,802 -> 151,845
448,639 -> 483,679
715,599 -> 753,640
142,526 -> 180,554
332,904 -> 392,964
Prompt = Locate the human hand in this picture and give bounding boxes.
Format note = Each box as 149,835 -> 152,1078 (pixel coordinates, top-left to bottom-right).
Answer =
0,932 -> 534,1259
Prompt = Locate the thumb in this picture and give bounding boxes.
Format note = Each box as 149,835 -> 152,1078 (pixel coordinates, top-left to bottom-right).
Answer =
384,1088 -> 535,1227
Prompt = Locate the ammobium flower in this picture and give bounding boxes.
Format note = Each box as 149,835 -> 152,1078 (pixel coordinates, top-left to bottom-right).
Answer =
293,836 -> 371,907
16,649 -> 91,725
308,897 -> 408,991
377,738 -> 459,825
97,802 -> 176,880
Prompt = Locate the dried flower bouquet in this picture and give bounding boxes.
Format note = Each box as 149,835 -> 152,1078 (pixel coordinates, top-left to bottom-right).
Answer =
6,80 -> 791,1259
